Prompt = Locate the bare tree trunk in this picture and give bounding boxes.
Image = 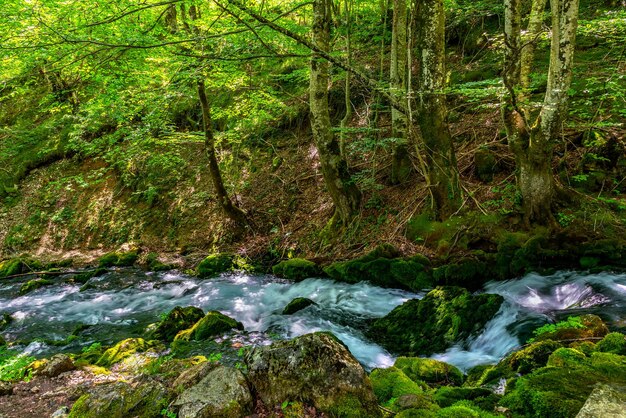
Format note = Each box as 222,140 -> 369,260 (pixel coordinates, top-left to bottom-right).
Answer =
503,0 -> 578,225
390,0 -> 411,184
310,0 -> 361,225
197,80 -> 248,225
415,0 -> 461,220
520,0 -> 548,100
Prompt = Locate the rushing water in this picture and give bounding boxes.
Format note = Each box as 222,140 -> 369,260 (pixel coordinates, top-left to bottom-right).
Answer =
0,269 -> 624,371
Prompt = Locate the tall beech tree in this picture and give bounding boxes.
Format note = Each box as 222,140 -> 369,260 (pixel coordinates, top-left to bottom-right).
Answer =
415,0 -> 461,219
310,0 -> 361,225
503,0 -> 579,224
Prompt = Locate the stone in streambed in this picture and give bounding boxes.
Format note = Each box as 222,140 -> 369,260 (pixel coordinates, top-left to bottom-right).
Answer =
272,258 -> 322,281
246,332 -> 381,417
368,286 -> 503,356
150,306 -> 205,342
282,297 -> 316,315
173,311 -> 243,342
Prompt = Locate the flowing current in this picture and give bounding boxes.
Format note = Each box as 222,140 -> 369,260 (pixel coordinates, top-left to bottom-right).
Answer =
0,269 -> 624,371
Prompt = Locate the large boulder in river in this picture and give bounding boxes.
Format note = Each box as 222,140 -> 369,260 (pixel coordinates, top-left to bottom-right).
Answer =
174,311 -> 243,342
368,286 -> 503,356
394,357 -> 464,387
246,332 -> 381,417
171,364 -> 253,418
282,297 -> 316,315
196,254 -> 234,278
68,377 -> 172,418
151,306 -> 205,342
272,258 -> 322,281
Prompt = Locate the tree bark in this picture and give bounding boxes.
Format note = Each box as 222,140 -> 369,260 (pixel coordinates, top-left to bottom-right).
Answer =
415,0 -> 461,219
390,0 -> 411,184
310,0 -> 361,225
339,0 -> 352,158
197,80 -> 248,225
503,0 -> 579,225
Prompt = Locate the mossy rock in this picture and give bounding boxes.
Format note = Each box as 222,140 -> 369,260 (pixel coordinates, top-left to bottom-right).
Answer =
324,245 -> 433,292
68,377 -> 172,418
595,332 -> 626,355
434,400 -> 501,418
197,253 -> 234,278
499,351 -> 626,418
150,306 -> 205,342
272,258 -> 322,281
69,268 -> 107,284
369,367 -> 425,406
532,314 -> 609,343
506,340 -> 563,374
19,278 -> 54,295
432,259 -> 493,290
394,357 -> 464,387
174,311 -> 243,342
368,287 -> 503,356
0,258 -> 28,278
96,338 -> 163,368
282,297 -> 316,315
98,250 -> 139,267
145,252 -> 172,272
432,387 -> 499,410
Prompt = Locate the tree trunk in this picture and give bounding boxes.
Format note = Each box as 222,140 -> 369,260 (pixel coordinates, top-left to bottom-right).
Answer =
197,80 -> 247,225
339,0 -> 352,158
310,0 -> 361,225
520,0 -> 548,97
390,0 -> 411,184
503,0 -> 578,225
415,0 -> 461,219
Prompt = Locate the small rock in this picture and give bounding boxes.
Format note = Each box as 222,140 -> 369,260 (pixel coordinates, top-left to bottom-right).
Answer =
50,406 -> 70,418
282,297 -> 316,315
0,381 -> 13,396
40,354 -> 75,378
172,361 -> 219,391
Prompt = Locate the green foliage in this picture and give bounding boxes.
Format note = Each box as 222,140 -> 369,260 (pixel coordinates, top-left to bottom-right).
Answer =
98,250 -> 138,267
394,357 -> 464,387
595,332 -> 626,355
0,347 -> 34,382
528,316 -> 585,343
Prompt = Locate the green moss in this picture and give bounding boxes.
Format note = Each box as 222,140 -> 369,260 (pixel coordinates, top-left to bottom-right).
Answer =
150,306 -> 204,342
282,297 -> 316,315
69,268 -> 107,284
435,400 -> 500,418
432,260 -> 492,290
433,387 -> 499,411
0,258 -> 27,278
197,253 -> 234,278
368,287 -> 503,356
530,314 -> 608,343
499,350 -> 626,418
323,245 -> 433,292
396,408 -> 438,418
394,357 -> 464,387
96,338 -> 162,368
507,340 -> 563,374
173,311 -> 243,341
579,256 -> 600,269
145,252 -> 172,272
327,394 -> 382,418
19,278 -> 53,295
98,250 -> 138,267
595,332 -> 626,355
369,367 -> 424,404
273,258 -> 322,281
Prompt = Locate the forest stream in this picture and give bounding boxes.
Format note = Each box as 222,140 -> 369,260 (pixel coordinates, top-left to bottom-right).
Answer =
1,269 -> 625,372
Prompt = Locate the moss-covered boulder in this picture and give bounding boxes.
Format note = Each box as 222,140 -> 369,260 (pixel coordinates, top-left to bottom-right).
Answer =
151,306 -> 205,342
369,367 -> 435,412
19,278 -> 54,295
323,245 -> 433,292
96,338 -> 162,368
506,340 -> 563,374
394,357 -> 464,387
531,314 -> 609,343
499,351 -> 626,418
273,258 -> 322,281
30,354 -> 75,378
68,377 -> 172,418
145,252 -> 173,272
196,254 -> 234,278
98,250 -> 139,267
174,311 -> 243,342
368,287 -> 503,356
595,332 -> 626,355
282,297 -> 316,315
171,365 -> 253,418
0,258 -> 28,278
246,332 -> 381,417
68,268 -> 107,284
